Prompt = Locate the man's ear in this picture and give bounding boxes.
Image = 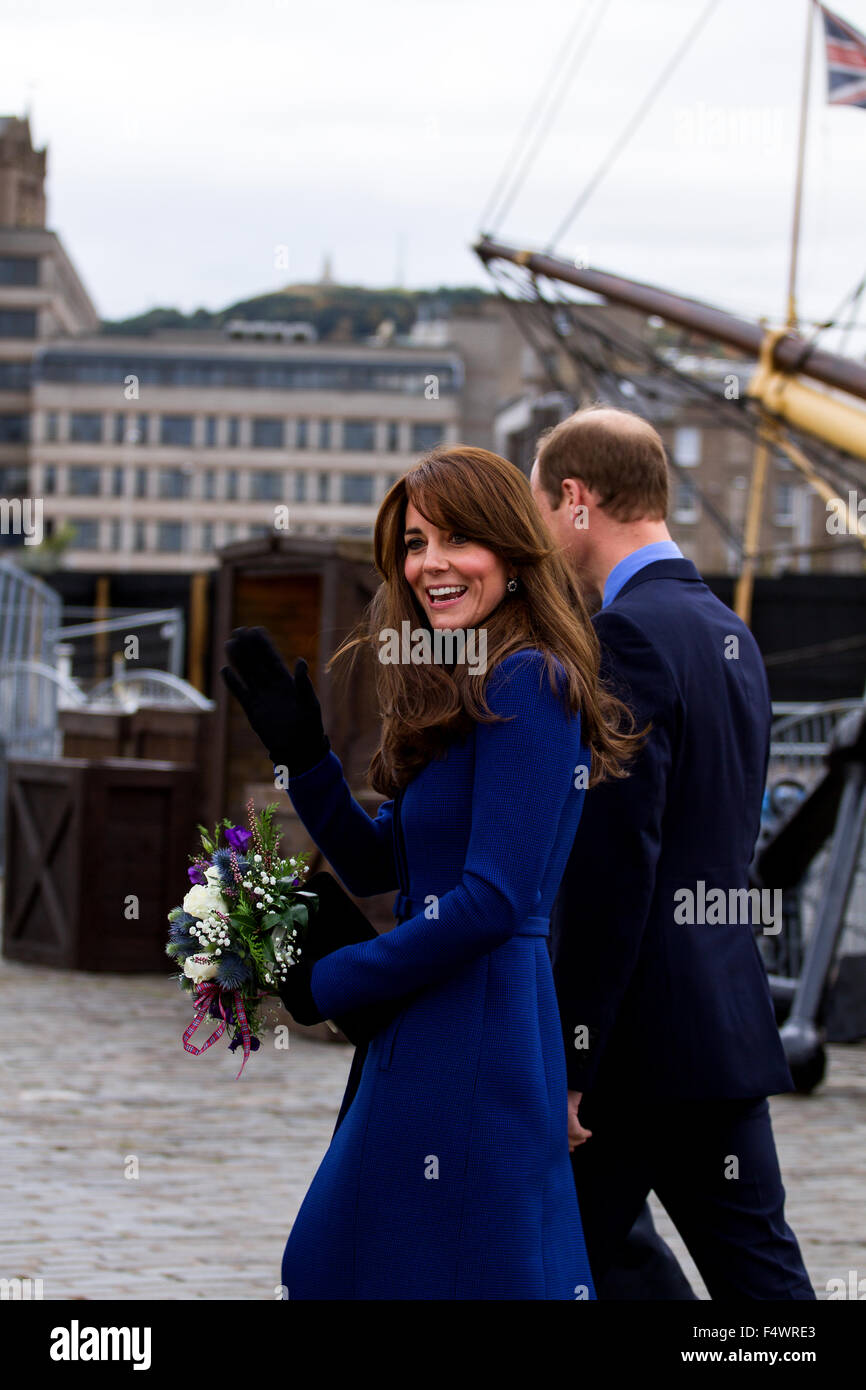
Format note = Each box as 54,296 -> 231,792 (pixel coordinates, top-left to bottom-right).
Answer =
565,477 -> 599,513
561,477 -> 583,509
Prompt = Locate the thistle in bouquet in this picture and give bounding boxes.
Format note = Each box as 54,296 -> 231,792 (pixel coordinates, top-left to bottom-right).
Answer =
166,797 -> 317,1076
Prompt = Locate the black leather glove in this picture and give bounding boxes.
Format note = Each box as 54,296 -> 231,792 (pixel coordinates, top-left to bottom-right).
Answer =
220,627 -> 329,776
277,959 -> 322,1026
277,871 -> 415,1046
278,960 -> 413,1047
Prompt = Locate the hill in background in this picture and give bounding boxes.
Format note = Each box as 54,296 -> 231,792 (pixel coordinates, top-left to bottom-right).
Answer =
100,284 -> 495,341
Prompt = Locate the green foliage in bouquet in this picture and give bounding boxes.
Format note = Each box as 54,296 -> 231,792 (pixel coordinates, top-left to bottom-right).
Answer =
166,799 -> 318,1062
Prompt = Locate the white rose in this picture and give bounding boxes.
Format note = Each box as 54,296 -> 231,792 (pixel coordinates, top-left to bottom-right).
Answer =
182,882 -> 228,920
183,952 -> 219,982
204,865 -> 224,886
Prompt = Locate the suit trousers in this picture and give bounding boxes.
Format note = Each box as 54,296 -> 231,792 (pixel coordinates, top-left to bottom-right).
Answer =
572,1091 -> 815,1300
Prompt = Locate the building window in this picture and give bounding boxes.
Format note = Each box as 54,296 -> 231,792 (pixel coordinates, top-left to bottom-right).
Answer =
775,482 -> 795,526
201,522 -> 214,552
134,521 -> 147,551
160,414 -> 194,446
0,309 -> 37,337
249,523 -> 272,538
159,467 -> 191,499
205,415 -> 217,447
112,466 -> 125,497
317,472 -> 330,503
0,361 -> 32,390
343,420 -> 376,451
46,412 -> 59,442
69,412 -> 103,443
410,423 -> 440,453
0,256 -> 39,286
341,473 -> 374,505
135,466 -> 148,498
128,414 -> 148,445
384,471 -> 401,490
252,417 -> 284,448
225,522 -> 237,541
295,472 -> 307,502
110,519 -> 122,550
251,470 -> 282,501
228,417 -> 240,447
386,422 -> 400,452
157,521 -> 186,552
203,469 -> 216,500
68,466 -> 102,497
225,469 -> 239,500
69,518 -> 100,550
43,465 -> 57,494
673,477 -> 699,522
0,414 -> 30,443
296,418 -> 308,448
0,464 -> 27,492
673,426 -> 701,467
113,414 -> 125,444
36,352 -> 461,393
318,419 -> 331,449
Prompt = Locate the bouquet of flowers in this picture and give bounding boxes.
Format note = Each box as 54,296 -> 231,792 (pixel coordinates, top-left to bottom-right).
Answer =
166,798 -> 317,1076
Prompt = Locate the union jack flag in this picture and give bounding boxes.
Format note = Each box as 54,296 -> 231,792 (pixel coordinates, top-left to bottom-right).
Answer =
819,3 -> 866,107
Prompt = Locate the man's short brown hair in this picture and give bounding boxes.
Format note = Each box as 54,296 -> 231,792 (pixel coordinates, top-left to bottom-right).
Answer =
535,403 -> 669,522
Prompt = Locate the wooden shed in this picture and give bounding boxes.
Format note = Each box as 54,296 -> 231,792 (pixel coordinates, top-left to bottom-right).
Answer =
209,534 -> 394,929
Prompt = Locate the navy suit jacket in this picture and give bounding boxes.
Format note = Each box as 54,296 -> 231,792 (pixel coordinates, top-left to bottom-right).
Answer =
550,558 -> 794,1101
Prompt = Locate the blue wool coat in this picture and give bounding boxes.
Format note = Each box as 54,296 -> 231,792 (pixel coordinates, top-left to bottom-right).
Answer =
279,649 -> 596,1300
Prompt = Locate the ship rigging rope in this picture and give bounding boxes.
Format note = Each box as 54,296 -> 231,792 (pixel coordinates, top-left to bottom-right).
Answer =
547,0 -> 723,252
530,269 -> 866,500
479,0 -> 612,236
486,256 -> 866,552
487,260 -> 744,550
564,291 -> 866,503
788,264 -> 866,371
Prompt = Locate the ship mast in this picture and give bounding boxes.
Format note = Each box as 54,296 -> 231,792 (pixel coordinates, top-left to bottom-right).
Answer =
741,0 -> 817,622
787,0 -> 817,330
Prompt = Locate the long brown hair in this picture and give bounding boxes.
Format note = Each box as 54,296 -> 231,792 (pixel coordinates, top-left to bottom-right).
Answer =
328,445 -> 643,796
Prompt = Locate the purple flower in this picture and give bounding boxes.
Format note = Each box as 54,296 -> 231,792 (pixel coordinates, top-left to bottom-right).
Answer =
226,825 -> 253,853
187,864 -> 207,885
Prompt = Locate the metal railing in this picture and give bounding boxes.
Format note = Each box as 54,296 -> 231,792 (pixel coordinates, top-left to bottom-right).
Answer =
770,701 -> 861,786
763,698 -> 866,1008
0,562 -> 63,868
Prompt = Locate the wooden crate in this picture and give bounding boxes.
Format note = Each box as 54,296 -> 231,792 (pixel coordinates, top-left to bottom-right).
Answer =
3,757 -> 199,972
59,706 -> 213,764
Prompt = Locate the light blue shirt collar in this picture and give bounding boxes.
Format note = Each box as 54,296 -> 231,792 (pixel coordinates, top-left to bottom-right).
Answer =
601,541 -> 684,609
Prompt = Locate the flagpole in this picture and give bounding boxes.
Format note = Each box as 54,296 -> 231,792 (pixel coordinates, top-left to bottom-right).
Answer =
786,0 -> 817,328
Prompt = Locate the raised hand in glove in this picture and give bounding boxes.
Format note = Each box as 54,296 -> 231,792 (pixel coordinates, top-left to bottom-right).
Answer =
220,626 -> 329,777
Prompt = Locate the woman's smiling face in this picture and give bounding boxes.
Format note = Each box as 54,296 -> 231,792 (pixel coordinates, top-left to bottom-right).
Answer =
403,500 -> 510,629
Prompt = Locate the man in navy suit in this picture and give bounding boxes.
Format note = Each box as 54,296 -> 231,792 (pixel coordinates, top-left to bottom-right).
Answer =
531,405 -> 814,1300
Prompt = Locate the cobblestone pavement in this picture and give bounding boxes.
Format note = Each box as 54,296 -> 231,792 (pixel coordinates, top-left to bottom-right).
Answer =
1,956 -> 863,1301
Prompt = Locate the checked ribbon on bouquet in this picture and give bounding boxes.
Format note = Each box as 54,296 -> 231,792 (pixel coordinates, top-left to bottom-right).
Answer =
166,799 -> 317,1077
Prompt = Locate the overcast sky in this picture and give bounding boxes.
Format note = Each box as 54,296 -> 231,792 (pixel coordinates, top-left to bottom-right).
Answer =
4,0 -> 866,355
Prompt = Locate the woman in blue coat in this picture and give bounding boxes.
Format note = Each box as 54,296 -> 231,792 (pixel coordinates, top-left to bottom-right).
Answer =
222,445 -> 638,1300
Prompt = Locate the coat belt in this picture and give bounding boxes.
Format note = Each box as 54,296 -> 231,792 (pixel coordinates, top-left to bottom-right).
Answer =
393,891 -> 549,937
